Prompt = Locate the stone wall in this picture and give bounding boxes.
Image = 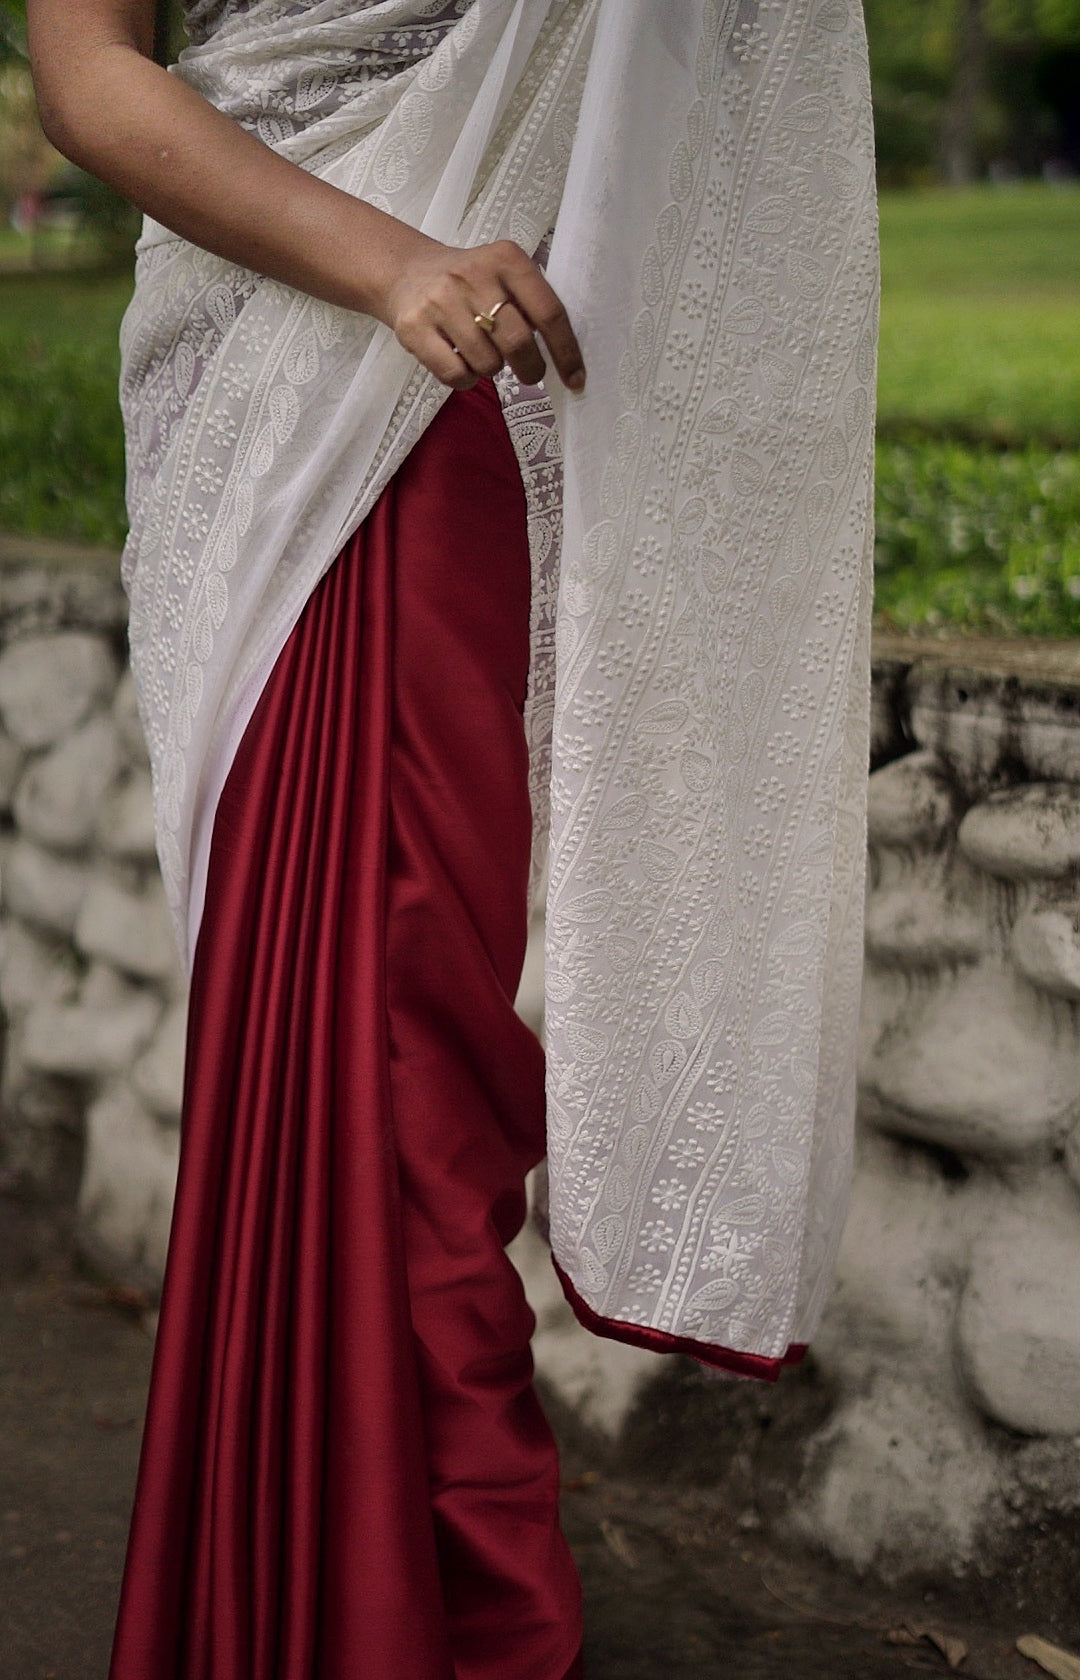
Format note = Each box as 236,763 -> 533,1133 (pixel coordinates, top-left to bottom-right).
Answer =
3,551 -> 1080,1619
0,544 -> 185,1286
525,637 -> 1080,1627
786,636 -> 1080,1614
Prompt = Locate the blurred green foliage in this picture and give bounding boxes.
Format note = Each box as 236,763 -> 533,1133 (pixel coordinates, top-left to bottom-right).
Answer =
0,1 -> 25,65
988,0 -> 1080,43
875,442 -> 1080,634
866,0 -> 1080,185
0,0 -> 186,65
0,272 -> 129,545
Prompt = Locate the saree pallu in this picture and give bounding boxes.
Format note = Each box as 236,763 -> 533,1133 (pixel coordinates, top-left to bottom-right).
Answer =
109,380 -> 584,1680
122,0 -> 879,1375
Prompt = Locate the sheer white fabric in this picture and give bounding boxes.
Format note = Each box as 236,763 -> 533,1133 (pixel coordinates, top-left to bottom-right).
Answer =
120,0 -> 879,1361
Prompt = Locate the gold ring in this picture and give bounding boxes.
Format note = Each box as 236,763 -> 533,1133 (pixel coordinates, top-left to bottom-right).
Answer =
474,298 -> 510,334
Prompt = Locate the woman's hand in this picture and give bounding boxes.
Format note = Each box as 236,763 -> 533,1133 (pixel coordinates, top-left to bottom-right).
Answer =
383,238 -> 586,393
26,0 -> 586,395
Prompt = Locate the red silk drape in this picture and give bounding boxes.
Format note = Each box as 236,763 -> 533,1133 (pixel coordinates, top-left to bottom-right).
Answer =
108,378 -> 584,1680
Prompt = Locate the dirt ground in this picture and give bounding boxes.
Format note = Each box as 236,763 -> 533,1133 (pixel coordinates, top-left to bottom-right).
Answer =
0,1244 -> 1074,1680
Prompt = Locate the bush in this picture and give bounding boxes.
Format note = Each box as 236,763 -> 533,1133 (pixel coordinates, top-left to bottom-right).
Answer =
874,439 -> 1080,636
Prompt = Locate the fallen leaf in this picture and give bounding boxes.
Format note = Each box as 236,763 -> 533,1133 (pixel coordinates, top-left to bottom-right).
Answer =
68,1281 -> 154,1320
106,1283 -> 155,1317
1017,1634 -> 1080,1680
885,1625 -> 967,1669
925,1629 -> 968,1670
599,1519 -> 638,1569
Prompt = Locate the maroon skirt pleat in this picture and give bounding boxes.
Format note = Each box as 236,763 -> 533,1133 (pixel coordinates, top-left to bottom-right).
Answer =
108,378 -> 584,1680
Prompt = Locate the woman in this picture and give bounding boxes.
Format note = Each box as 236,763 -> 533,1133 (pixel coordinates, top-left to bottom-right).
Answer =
28,2 -> 879,1676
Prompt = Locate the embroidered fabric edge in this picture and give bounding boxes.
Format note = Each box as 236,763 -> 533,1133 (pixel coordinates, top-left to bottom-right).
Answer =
552,1259 -> 808,1384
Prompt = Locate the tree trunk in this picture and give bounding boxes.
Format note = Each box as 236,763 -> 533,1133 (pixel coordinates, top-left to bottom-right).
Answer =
943,0 -> 989,184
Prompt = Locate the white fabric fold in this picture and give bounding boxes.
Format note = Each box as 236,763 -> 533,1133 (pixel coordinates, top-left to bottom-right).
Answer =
120,0 -> 879,1363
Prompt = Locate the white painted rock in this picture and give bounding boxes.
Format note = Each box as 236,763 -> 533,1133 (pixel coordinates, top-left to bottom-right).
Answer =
866,751 -> 955,848
787,1380 -> 1000,1579
856,965 -> 907,1091
509,1214 -> 659,1438
812,1133 -> 963,1381
112,670 -> 150,767
79,1082 -> 179,1276
0,1038 -> 84,1134
912,674 -> 1080,789
957,1195 -> 1080,1435
870,680 -> 901,762
132,999 -> 188,1122
864,885 -> 985,968
0,632 -> 115,750
908,678 -> 1007,796
80,959 -> 144,1010
1015,705 -> 1080,787
21,988 -> 161,1080
958,784 -> 1080,880
1066,1121 -> 1080,1194
12,713 -> 122,850
1011,908 -> 1080,1000
95,769 -> 157,860
74,876 -> 178,981
863,960 -> 1080,1155
1007,907 -> 1080,994
1,838 -> 90,935
514,912 -> 545,1036
0,918 -> 80,1014
0,730 -> 23,811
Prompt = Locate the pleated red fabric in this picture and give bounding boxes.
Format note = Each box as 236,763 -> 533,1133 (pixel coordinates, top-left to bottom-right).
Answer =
108,378 -> 584,1680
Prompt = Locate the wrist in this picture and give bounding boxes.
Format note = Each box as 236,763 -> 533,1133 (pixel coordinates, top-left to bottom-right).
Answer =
325,196 -> 444,325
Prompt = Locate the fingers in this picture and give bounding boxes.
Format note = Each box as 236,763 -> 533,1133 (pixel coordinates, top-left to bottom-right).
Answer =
395,310 -> 478,390
452,313 -> 509,381
407,328 -> 478,391
404,300 -> 538,392
483,299 -> 546,387
493,242 -> 586,392
390,240 -> 585,393
396,300 -> 503,391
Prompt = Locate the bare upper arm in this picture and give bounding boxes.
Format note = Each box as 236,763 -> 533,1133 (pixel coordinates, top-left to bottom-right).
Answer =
27,0 -> 157,144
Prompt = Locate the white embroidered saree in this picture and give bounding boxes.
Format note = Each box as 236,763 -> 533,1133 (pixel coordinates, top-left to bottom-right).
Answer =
120,0 -> 879,1371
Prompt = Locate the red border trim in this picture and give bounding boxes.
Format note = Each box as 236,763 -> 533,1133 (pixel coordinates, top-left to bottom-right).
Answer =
552,1259 -> 807,1384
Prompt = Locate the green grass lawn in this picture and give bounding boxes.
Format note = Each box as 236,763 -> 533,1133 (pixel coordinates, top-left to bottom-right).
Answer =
879,297 -> 1080,449
878,184 -> 1080,447
1,184 -> 1078,633
874,184 -> 1080,634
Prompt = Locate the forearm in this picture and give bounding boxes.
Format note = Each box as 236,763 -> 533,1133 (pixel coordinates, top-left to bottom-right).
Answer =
27,18 -> 434,322
26,0 -> 585,391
